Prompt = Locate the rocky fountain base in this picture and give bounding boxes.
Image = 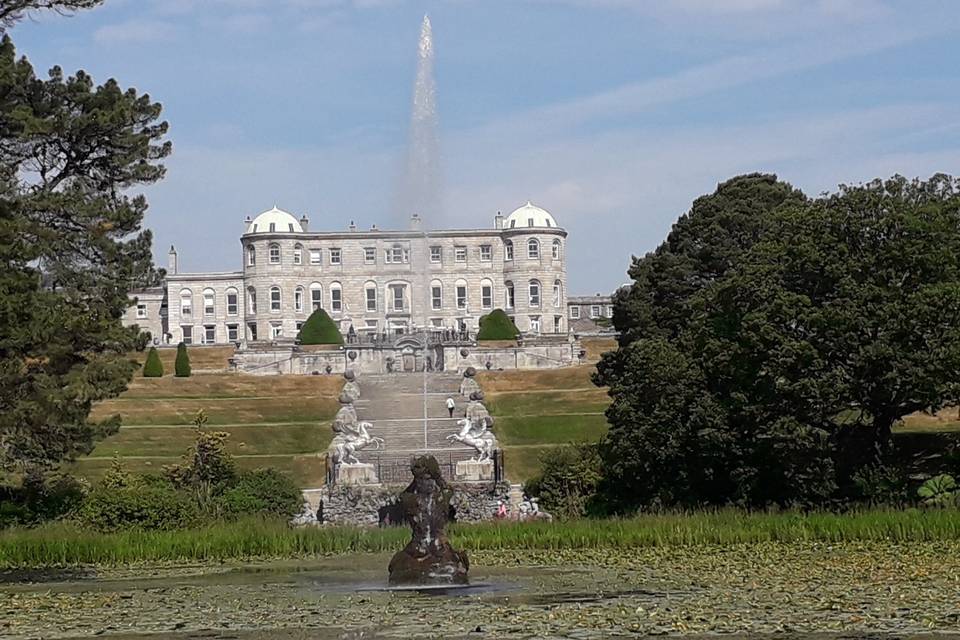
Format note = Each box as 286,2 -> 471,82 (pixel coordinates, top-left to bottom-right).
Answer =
388,456 -> 470,586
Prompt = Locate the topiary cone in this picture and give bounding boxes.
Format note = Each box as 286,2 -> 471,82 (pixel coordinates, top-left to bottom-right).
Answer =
143,347 -> 164,377
174,342 -> 191,377
298,308 -> 344,345
477,309 -> 519,341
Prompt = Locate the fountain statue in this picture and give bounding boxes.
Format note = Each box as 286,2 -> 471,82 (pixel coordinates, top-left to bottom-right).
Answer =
329,390 -> 382,484
447,416 -> 496,463
459,366 -> 480,399
388,456 -> 469,585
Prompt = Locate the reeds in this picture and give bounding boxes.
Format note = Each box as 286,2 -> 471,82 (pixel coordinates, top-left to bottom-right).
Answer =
2,508 -> 958,568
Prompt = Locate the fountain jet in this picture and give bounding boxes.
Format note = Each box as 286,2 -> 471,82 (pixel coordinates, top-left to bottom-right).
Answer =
397,14 -> 442,226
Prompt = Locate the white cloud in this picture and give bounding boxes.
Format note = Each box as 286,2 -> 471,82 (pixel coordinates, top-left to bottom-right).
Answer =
94,20 -> 176,44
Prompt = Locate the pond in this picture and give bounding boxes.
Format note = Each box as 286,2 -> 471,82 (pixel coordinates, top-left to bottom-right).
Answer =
2,543 -> 959,639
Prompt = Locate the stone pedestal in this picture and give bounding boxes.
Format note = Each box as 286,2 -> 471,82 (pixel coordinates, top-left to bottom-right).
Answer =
455,459 -> 494,482
334,463 -> 379,485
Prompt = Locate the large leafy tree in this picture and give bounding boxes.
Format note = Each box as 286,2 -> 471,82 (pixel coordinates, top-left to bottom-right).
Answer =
0,16 -> 170,473
597,174 -> 960,510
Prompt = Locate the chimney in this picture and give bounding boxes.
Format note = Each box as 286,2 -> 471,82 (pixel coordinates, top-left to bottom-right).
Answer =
299,215 -> 309,232
410,213 -> 422,231
370,223 -> 378,231
349,220 -> 357,232
168,245 -> 178,275
244,215 -> 252,228
494,210 -> 504,229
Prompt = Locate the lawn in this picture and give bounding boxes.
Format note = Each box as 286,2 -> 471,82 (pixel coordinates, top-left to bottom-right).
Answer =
70,369 -> 343,487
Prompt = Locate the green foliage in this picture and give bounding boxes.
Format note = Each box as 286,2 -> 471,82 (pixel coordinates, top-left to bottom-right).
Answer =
852,462 -> 911,506
142,347 -> 163,377
297,308 -> 344,345
164,411 -> 236,510
174,342 -> 191,377
918,474 -> 958,507
79,481 -> 199,532
0,32 -> 169,473
477,309 -> 519,341
217,468 -> 303,519
527,443 -> 603,519
598,174 -> 960,511
0,471 -> 86,527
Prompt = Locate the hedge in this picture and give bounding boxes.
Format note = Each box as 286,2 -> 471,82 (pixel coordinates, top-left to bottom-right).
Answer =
477,309 -> 519,341
298,308 -> 344,345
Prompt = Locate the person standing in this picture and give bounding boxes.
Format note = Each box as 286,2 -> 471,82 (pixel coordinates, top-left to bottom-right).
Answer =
446,396 -> 455,418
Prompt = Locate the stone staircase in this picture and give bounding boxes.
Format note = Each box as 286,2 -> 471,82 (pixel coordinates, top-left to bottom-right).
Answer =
351,372 -> 481,482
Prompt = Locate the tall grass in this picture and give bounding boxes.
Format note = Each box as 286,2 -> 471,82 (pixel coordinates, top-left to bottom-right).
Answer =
2,509 -> 959,568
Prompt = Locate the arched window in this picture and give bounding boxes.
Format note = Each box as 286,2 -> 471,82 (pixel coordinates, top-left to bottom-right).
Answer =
309,283 -> 323,310
505,281 -> 515,309
529,279 -> 541,307
330,282 -> 342,312
203,288 -> 215,316
455,278 -> 468,310
553,280 -> 562,308
247,287 -> 257,314
225,287 -> 239,316
430,279 -> 443,310
293,243 -> 303,266
247,245 -> 256,266
527,238 -> 540,259
269,243 -> 281,264
480,278 -> 494,309
504,240 -> 514,261
179,289 -> 193,317
552,239 -> 561,260
364,281 -> 378,312
270,286 -> 281,312
294,286 -> 304,313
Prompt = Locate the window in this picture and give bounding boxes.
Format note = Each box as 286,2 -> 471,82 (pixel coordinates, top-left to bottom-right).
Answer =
247,246 -> 256,266
529,280 -> 541,307
310,283 -> 322,310
505,241 -> 513,261
456,280 -> 467,310
293,244 -> 303,265
431,281 -> 443,310
247,287 -> 257,314
295,287 -> 304,313
247,322 -> 257,341
288,223 -> 295,232
227,324 -> 238,342
269,222 -> 276,232
331,283 -> 342,312
454,246 -> 467,262
365,319 -> 379,331
570,306 -> 581,319
270,286 -> 281,312
553,280 -> 562,308
226,288 -> 238,315
545,219 -> 552,228
309,249 -> 321,265
296,321 -> 304,332
330,248 -> 342,265
554,316 -> 562,333
481,280 -> 493,309
529,316 -> 541,333
365,284 -> 377,312
179,289 -> 192,317
269,243 -> 280,264
527,238 -> 540,259
528,218 -> 535,227
364,247 -> 376,264
552,239 -> 561,260
430,246 -> 442,263
203,288 -> 215,316
136,304 -> 147,318
386,246 -> 405,264
590,305 -> 600,318
606,305 -> 614,317
505,281 -> 515,309
181,325 -> 193,345
391,285 -> 405,312
480,245 -> 492,261
204,325 -> 216,344
509,219 -> 516,228
270,323 -> 283,339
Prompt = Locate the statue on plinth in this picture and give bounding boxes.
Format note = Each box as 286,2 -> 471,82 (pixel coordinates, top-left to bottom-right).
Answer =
447,416 -> 496,463
341,368 -> 361,403
459,366 -> 481,399
329,391 -> 382,466
388,456 -> 469,585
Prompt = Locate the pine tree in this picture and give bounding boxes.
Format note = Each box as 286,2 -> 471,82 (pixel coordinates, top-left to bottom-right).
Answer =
142,347 -> 164,377
174,343 -> 191,377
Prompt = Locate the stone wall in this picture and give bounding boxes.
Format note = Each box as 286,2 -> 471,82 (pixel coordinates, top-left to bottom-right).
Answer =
312,482 -> 510,526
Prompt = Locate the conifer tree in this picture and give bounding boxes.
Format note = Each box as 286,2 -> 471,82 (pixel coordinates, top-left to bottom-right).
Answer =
297,308 -> 344,345
143,347 -> 163,377
174,343 -> 191,378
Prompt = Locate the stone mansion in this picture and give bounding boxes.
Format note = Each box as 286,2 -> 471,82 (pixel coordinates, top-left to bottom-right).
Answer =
125,202 -> 573,346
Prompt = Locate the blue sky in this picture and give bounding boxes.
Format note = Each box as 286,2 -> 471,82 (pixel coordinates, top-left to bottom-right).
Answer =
10,0 -> 960,293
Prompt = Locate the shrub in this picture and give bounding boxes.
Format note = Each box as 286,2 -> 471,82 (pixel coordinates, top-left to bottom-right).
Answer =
0,471 -> 87,527
527,442 -> 604,519
174,342 -> 191,377
851,462 -> 911,506
80,482 -> 199,531
298,308 -> 344,345
218,468 -> 303,519
477,309 -> 518,341
165,411 -> 236,510
142,347 -> 163,377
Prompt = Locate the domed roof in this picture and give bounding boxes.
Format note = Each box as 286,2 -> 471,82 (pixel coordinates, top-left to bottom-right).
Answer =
504,201 -> 558,229
245,206 -> 303,234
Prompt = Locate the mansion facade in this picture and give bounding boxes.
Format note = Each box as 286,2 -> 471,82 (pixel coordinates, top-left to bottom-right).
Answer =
124,202 -> 570,346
